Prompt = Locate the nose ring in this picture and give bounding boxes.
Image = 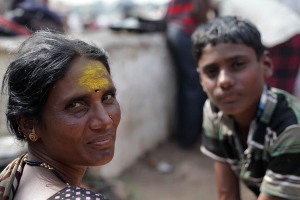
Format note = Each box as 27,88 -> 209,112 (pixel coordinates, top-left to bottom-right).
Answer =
109,115 -> 112,119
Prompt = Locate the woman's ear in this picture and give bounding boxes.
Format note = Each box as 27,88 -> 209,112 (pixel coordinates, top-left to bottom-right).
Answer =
261,51 -> 273,78
16,116 -> 39,141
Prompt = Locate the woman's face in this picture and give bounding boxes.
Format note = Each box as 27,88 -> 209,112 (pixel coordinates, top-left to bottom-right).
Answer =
35,57 -> 121,167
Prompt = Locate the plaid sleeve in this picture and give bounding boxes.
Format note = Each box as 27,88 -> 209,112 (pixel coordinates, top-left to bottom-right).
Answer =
261,126 -> 300,199
200,101 -> 227,162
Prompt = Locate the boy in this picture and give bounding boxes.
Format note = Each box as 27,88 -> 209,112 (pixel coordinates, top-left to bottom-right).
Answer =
192,16 -> 300,200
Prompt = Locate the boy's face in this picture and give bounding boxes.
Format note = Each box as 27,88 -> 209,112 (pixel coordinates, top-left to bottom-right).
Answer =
197,43 -> 272,117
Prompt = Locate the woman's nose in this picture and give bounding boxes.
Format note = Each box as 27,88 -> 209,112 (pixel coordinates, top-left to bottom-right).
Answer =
218,69 -> 234,89
90,105 -> 113,130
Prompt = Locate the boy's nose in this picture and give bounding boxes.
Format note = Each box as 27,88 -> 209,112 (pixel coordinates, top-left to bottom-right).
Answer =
218,70 -> 234,89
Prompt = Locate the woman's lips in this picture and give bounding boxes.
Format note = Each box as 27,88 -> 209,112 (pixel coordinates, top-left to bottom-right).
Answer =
87,134 -> 113,147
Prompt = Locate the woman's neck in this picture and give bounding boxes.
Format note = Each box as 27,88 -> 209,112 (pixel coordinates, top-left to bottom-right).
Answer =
27,150 -> 86,186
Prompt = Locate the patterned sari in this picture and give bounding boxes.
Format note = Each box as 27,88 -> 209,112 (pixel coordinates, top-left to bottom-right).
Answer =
0,154 -> 27,200
0,154 -> 108,200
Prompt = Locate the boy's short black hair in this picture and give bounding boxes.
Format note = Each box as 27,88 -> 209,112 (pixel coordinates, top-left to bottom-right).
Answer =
192,16 -> 265,62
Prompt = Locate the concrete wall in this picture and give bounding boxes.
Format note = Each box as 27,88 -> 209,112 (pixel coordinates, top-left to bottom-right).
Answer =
0,30 -> 176,177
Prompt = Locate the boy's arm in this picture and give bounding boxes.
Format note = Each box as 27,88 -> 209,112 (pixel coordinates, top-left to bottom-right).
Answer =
214,160 -> 240,200
258,193 -> 284,200
259,126 -> 300,199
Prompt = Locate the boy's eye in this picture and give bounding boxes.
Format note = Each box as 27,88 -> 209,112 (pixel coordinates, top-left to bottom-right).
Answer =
232,60 -> 246,70
204,66 -> 219,78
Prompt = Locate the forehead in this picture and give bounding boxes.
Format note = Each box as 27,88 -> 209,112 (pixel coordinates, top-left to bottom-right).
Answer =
198,43 -> 257,67
44,57 -> 113,108
66,57 -> 108,78
54,57 -> 111,92
77,59 -> 109,91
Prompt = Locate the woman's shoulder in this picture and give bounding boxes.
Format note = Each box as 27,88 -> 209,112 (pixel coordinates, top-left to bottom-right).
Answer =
48,185 -> 108,200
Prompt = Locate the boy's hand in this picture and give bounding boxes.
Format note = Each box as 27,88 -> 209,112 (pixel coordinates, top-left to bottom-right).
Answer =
258,193 -> 285,200
214,161 -> 241,200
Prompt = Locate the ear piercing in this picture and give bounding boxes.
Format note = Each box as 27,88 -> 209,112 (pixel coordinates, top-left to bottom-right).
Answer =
29,128 -> 38,142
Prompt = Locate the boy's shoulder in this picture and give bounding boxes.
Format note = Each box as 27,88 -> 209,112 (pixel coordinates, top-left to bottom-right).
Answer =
271,88 -> 300,113
270,87 -> 300,126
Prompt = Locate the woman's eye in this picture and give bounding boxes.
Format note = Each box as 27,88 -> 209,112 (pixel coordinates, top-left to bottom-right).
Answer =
68,102 -> 82,108
103,93 -> 115,103
65,101 -> 88,117
65,101 -> 87,112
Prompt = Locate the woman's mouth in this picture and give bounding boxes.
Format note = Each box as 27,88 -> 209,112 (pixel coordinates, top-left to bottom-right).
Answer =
87,134 -> 114,147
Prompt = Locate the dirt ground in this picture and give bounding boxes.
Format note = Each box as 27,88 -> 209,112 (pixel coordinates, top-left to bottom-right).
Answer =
91,139 -> 257,200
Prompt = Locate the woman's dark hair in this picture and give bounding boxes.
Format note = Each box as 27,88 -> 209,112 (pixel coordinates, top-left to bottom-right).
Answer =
1,30 -> 110,140
192,16 -> 265,62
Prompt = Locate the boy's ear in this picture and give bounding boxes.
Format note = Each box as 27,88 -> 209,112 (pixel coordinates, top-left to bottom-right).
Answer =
197,67 -> 207,92
261,51 -> 273,78
201,80 -> 207,93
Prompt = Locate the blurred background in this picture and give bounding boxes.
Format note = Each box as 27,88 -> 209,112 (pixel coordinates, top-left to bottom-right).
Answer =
0,0 -> 299,200
52,0 -> 169,33
0,0 -> 170,35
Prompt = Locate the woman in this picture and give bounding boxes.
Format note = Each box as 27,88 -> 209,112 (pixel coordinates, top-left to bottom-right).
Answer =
0,30 -> 121,199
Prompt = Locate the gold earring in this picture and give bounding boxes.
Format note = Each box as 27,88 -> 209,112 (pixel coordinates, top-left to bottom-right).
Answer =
29,128 -> 38,142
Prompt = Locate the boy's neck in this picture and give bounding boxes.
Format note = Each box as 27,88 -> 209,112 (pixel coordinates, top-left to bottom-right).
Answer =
231,109 -> 256,135
231,94 -> 260,135
232,113 -> 255,150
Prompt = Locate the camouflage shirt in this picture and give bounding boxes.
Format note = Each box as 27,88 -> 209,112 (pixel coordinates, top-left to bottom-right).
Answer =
201,86 -> 300,199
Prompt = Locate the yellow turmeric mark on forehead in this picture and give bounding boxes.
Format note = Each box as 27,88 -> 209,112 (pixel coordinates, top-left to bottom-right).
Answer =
78,61 -> 109,92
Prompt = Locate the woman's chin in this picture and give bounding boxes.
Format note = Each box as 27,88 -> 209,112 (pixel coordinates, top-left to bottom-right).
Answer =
92,151 -> 114,166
